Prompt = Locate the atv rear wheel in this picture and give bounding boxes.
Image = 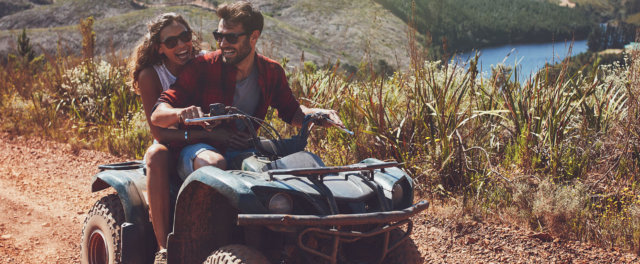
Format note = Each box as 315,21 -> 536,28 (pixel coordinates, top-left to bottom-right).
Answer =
204,244 -> 270,264
383,229 -> 422,264
81,194 -> 125,264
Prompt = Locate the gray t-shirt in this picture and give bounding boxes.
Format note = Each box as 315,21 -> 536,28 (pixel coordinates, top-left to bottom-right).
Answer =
233,66 -> 260,131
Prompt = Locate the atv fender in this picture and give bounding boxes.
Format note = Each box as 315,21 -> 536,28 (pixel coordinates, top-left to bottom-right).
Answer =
91,169 -> 149,224
361,158 -> 415,208
179,166 -> 266,213
91,169 -> 156,263
167,166 -> 265,264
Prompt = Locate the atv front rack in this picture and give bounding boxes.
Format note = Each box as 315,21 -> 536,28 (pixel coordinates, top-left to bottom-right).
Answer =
298,220 -> 412,264
237,200 -> 428,226
266,161 -> 399,181
238,201 -> 428,264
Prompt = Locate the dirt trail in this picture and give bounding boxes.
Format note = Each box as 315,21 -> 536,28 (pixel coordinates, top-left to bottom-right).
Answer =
0,132 -> 638,263
0,133 -> 123,263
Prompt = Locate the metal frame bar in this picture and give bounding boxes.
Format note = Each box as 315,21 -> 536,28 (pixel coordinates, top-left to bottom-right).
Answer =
267,162 -> 398,180
237,200 -> 428,226
296,220 -> 412,264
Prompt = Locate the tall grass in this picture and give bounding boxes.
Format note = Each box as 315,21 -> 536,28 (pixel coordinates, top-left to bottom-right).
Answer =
0,28 -> 148,158
2,24 -> 640,252
279,46 -> 640,251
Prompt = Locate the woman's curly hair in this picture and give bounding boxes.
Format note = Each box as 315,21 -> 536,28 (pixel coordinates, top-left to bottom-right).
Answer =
128,12 -> 200,94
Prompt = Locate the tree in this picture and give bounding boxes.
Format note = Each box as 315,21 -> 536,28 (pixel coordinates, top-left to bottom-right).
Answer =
375,59 -> 395,77
627,0 -> 640,14
587,26 -> 603,52
17,28 -> 35,62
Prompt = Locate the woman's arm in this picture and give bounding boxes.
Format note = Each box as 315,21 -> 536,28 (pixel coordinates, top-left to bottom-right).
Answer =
138,68 -> 185,142
139,68 -> 222,144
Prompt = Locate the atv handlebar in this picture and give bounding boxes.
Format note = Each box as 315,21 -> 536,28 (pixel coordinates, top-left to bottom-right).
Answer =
182,106 -> 351,160
184,112 -> 353,135
182,114 -> 248,125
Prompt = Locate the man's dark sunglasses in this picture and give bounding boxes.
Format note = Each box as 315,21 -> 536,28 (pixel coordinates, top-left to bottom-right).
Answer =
161,30 -> 192,49
212,30 -> 249,44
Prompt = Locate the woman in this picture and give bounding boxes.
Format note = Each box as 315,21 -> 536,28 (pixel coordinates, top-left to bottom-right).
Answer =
129,12 -> 199,263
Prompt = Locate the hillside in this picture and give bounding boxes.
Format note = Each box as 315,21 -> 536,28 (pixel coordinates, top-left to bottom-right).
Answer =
0,0 -> 415,69
569,0 -> 640,24
375,0 -> 596,55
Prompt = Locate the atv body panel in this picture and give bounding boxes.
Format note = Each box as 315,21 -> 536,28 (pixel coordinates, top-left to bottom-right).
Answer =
164,152 -> 425,264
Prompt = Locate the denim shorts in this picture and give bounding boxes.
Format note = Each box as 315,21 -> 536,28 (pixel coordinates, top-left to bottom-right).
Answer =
177,143 -> 218,180
177,143 -> 254,180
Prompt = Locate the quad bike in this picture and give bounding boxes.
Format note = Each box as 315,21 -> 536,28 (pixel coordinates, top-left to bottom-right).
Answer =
80,104 -> 429,264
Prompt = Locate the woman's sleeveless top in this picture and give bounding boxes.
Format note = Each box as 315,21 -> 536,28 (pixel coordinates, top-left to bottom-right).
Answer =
153,63 -> 177,91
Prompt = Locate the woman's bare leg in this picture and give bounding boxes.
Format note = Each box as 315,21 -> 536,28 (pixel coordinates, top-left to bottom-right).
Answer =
145,144 -> 171,249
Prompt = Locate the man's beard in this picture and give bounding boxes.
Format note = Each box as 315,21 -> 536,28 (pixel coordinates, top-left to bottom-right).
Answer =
223,37 -> 251,65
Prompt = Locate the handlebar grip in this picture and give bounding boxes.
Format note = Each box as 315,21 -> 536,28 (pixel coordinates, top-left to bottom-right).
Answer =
307,113 -> 354,135
209,103 -> 226,116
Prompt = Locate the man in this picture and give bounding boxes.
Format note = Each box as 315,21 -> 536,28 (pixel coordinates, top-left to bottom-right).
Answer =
151,1 -> 343,180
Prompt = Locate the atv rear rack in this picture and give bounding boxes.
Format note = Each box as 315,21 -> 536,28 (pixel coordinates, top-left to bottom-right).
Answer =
266,161 -> 399,181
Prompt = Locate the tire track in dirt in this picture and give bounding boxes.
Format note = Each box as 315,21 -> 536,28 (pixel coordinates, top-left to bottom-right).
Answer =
0,133 -> 124,263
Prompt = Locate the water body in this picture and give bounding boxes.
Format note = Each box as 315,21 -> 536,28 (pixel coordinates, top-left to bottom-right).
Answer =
456,39 -> 588,81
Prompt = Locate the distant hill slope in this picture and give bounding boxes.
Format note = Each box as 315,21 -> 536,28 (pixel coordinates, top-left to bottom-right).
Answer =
570,0 -> 640,24
0,0 -> 136,29
0,0 -> 416,69
0,0 -> 53,19
375,0 -> 596,55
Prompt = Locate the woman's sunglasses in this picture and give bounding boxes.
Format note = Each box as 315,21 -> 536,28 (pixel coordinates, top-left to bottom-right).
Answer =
212,30 -> 249,44
161,30 -> 192,49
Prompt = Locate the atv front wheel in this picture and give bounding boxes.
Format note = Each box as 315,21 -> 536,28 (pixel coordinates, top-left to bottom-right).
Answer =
81,194 -> 125,264
204,244 -> 270,264
383,229 -> 423,264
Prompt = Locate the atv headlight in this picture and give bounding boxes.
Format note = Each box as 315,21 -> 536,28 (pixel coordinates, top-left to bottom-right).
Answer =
392,183 -> 404,208
268,193 -> 293,214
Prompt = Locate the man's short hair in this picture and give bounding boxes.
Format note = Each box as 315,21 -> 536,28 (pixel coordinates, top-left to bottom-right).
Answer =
216,1 -> 264,33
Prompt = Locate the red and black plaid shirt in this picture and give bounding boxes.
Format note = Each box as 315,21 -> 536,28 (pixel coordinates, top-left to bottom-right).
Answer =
157,50 -> 300,144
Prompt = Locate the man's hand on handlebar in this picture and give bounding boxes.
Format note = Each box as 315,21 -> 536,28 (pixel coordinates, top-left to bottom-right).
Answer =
308,110 -> 354,135
177,106 -> 220,131
315,109 -> 345,129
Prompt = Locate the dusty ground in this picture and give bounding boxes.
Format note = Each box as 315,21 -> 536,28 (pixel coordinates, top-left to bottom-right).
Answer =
0,132 -> 638,263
